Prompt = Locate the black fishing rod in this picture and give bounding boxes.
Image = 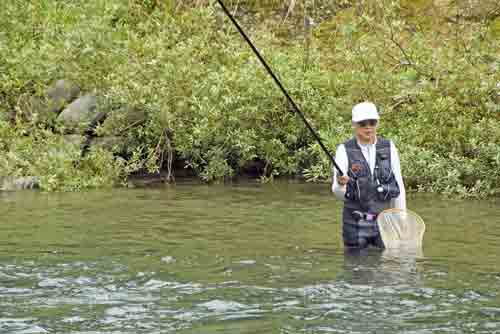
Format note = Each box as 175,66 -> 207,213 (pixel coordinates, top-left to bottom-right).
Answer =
215,0 -> 344,176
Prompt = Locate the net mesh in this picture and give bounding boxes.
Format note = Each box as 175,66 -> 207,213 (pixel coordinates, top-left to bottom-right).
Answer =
377,209 -> 425,248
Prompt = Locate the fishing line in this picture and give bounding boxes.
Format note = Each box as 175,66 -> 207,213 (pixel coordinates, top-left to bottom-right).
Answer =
215,0 -> 344,175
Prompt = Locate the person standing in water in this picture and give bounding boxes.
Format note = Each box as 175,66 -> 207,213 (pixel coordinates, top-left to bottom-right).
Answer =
332,102 -> 406,249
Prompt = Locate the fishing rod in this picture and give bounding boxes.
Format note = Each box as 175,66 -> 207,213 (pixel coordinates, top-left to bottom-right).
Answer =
215,0 -> 344,176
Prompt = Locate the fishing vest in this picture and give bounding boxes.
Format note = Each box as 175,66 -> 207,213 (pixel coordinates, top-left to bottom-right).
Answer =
343,137 -> 400,219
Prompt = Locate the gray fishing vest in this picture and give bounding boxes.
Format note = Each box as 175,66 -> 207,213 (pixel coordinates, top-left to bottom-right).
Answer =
343,137 -> 400,224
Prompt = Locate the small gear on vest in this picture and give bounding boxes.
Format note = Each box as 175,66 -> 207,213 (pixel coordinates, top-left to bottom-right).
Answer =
352,211 -> 378,222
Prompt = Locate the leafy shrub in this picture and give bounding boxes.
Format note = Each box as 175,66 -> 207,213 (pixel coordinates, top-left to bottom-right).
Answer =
0,0 -> 499,196
0,120 -> 125,191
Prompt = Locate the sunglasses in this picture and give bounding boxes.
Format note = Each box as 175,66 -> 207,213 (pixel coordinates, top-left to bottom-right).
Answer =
357,119 -> 378,127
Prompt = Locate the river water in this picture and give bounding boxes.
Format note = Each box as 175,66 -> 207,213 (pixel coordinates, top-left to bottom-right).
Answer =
1,182 -> 499,333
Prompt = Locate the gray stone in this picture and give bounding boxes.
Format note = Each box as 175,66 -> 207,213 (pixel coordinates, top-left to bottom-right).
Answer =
1,176 -> 40,191
57,94 -> 98,132
46,79 -> 80,114
14,80 -> 80,124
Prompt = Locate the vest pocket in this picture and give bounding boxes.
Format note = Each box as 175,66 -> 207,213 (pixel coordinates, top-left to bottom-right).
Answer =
348,160 -> 369,178
345,180 -> 358,201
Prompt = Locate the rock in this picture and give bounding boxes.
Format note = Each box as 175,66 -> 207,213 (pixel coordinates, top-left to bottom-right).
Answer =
46,79 -> 80,114
14,80 -> 80,124
57,94 -> 99,133
1,176 -> 40,191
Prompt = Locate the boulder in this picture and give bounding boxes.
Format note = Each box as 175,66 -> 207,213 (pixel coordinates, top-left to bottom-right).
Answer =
14,80 -> 80,124
57,94 -> 99,133
0,176 -> 40,191
46,79 -> 80,114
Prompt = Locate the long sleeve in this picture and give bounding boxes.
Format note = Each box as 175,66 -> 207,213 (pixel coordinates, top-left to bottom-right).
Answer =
390,141 -> 406,210
331,144 -> 348,201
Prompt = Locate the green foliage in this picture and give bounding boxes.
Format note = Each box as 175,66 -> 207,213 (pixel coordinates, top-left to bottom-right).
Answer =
0,120 -> 126,191
1,0 -> 499,197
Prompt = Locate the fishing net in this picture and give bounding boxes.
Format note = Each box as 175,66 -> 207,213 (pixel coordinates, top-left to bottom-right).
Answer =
377,209 -> 425,249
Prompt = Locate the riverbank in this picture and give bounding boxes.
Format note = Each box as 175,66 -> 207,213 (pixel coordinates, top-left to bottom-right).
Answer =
1,1 -> 499,197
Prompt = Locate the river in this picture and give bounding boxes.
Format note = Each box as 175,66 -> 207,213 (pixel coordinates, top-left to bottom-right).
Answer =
1,182 -> 499,333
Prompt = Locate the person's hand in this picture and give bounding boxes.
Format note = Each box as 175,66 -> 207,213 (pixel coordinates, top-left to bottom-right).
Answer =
337,175 -> 350,186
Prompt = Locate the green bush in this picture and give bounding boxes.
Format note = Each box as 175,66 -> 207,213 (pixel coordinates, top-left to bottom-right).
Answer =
0,120 -> 125,191
0,0 -> 499,196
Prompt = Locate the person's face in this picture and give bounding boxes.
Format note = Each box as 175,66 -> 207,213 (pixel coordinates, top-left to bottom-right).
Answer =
354,119 -> 378,143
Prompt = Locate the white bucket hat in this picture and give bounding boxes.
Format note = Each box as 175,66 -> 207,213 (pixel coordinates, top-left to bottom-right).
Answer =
352,102 -> 380,123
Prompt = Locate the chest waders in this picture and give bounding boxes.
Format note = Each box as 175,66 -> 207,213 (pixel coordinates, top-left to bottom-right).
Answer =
342,137 -> 400,248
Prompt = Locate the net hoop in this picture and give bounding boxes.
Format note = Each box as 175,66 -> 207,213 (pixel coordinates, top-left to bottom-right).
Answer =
376,208 -> 426,249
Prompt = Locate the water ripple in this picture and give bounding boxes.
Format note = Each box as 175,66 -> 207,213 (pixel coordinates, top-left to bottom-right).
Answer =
1,257 -> 500,334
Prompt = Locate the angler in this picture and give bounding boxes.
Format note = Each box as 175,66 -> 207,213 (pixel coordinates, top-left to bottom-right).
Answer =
332,102 -> 406,249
